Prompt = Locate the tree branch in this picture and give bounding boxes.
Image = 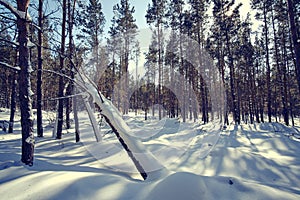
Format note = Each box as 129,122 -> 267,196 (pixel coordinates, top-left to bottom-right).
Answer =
48,92 -> 86,101
0,37 -> 18,46
0,13 -> 16,21
44,7 -> 59,19
0,61 -> 20,71
0,0 -> 31,20
0,23 -> 16,35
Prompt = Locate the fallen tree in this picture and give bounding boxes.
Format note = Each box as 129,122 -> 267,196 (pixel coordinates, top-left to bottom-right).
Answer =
75,71 -> 165,180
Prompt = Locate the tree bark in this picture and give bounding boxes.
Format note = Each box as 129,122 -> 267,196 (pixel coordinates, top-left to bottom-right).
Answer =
225,29 -> 240,124
263,3 -> 272,123
287,0 -> 300,94
16,0 -> 35,166
56,0 -> 67,139
8,72 -> 17,133
157,21 -> 162,120
68,0 -> 80,142
102,115 -> 147,180
271,8 -> 289,125
65,83 -> 71,129
37,0 -> 43,137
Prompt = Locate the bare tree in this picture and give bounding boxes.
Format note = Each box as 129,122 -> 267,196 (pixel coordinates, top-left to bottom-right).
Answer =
0,0 -> 35,165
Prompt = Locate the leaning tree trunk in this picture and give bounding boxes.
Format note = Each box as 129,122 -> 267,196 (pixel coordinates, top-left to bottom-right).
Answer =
17,0 -> 35,166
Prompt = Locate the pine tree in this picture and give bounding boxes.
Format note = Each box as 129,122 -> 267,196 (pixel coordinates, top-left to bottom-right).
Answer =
253,34 -> 266,123
36,0 -> 44,137
236,15 -> 255,124
146,0 -> 168,120
56,0 -> 67,139
270,1 -> 289,125
76,0 -> 105,83
209,0 -> 242,124
287,0 -> 300,94
0,19 -> 18,132
0,0 -> 35,165
113,0 -> 138,114
164,31 -> 180,118
188,0 -> 210,123
107,15 -> 120,106
77,0 -> 105,48
8,71 -> 17,133
0,21 -> 15,109
67,0 -> 80,141
166,0 -> 186,121
252,0 -> 273,122
144,35 -> 159,117
207,1 -> 229,125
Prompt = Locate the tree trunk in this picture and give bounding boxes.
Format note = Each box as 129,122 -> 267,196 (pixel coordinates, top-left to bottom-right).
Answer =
68,0 -> 80,142
158,24 -> 162,120
225,31 -> 239,124
197,29 -> 207,123
287,0 -> 300,94
271,8 -> 289,125
73,95 -> 80,142
254,62 -> 261,123
16,0 -> 35,166
56,0 -> 67,139
65,83 -> 71,129
102,113 -> 148,180
124,38 -> 129,115
8,72 -> 17,133
65,38 -> 72,131
263,3 -> 272,123
37,0 -> 43,137
83,97 -> 102,142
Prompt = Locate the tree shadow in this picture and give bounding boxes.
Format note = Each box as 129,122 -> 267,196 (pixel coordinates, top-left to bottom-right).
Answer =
171,122 -> 300,196
0,133 -> 141,184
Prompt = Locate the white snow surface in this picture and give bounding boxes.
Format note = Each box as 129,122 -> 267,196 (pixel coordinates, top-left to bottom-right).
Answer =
1,108 -> 300,200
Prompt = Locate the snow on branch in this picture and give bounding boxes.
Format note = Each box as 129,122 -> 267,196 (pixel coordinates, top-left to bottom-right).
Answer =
48,93 -> 86,101
0,62 -> 20,71
74,71 -> 167,180
0,0 -> 31,21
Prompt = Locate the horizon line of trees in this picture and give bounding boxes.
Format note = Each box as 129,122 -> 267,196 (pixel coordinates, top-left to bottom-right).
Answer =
99,0 -> 300,126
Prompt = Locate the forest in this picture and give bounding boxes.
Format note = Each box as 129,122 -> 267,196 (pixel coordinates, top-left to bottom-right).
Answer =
0,0 -> 300,179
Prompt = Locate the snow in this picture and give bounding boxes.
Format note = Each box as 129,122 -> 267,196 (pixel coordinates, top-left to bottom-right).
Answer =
0,0 -> 32,21
1,107 -> 300,199
0,61 -> 21,71
76,73 -> 167,178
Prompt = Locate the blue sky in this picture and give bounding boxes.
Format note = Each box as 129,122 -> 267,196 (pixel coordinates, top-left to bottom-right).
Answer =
45,0 -> 254,36
102,0 -> 152,34
101,0 -> 257,34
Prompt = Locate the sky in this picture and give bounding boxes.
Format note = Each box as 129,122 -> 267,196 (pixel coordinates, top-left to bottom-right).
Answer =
42,0 -> 257,47
101,0 -> 256,35
102,0 -> 152,34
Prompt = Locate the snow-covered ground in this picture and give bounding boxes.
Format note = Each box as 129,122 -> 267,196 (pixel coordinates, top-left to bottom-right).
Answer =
1,108 -> 300,200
